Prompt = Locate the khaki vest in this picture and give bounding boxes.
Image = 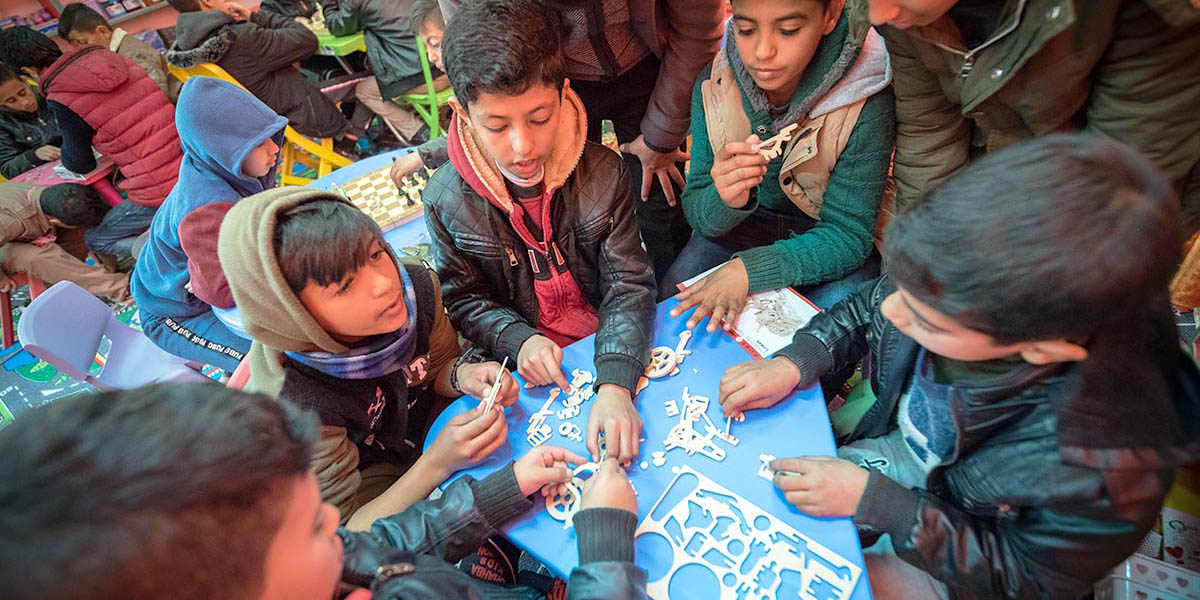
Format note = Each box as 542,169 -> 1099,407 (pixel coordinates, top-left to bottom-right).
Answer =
701,50 -> 866,221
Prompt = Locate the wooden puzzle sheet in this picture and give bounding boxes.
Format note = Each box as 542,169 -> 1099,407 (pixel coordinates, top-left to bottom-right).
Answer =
637,466 -> 863,600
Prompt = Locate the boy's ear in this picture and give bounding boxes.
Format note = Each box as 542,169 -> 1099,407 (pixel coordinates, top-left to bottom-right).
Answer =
823,0 -> 847,34
97,25 -> 113,36
448,96 -> 467,121
1018,340 -> 1089,365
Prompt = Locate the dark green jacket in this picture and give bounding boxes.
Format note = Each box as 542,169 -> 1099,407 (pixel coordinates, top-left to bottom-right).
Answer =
883,0 -> 1200,228
682,3 -> 896,294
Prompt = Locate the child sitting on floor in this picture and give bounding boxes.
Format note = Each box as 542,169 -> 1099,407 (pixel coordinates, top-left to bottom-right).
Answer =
220,187 -> 520,529
131,76 -> 286,372
0,181 -> 130,303
0,26 -> 182,258
0,63 -> 61,179
424,0 -> 657,464
718,134 -> 1200,599
58,2 -> 183,102
0,383 -> 648,599
666,0 -> 894,331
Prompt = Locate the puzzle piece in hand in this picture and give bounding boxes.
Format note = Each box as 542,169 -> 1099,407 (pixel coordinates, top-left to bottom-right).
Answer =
636,466 -> 862,600
335,165 -> 427,232
758,123 -> 799,161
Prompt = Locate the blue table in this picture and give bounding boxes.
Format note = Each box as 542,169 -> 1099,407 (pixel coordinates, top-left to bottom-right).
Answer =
426,298 -> 872,600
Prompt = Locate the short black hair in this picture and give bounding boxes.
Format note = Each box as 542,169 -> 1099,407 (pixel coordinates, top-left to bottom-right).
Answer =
166,0 -> 203,13
39,183 -> 112,227
274,198 -> 389,294
886,134 -> 1182,344
441,0 -> 565,106
0,62 -> 22,84
0,383 -> 318,600
58,3 -> 111,38
0,27 -> 63,72
411,0 -> 445,36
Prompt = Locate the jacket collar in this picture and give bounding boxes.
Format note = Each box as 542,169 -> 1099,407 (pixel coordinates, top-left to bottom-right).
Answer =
108,27 -> 127,53
446,86 -> 588,214
39,45 -> 105,95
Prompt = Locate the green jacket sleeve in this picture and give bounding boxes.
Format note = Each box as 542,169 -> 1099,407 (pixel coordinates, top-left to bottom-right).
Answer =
680,68 -> 760,239
735,90 -> 895,294
881,27 -> 970,212
1084,0 -> 1200,226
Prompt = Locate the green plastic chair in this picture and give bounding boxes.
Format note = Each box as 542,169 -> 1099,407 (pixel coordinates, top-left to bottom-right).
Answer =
396,36 -> 453,139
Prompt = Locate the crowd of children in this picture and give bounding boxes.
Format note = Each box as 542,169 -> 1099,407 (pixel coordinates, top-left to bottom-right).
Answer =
2,0 -> 1200,598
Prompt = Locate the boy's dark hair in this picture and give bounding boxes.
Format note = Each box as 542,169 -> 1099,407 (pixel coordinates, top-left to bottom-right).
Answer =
441,0 -> 565,106
0,27 -> 63,72
274,198 -> 389,295
166,0 -> 203,13
0,383 -> 318,600
885,134 -> 1181,345
411,0 -> 445,36
0,62 -> 22,84
39,183 -> 112,227
58,3 -> 112,38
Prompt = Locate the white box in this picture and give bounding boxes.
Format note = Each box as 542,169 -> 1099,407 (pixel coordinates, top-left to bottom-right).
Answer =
1109,553 -> 1200,600
1096,576 -> 1187,600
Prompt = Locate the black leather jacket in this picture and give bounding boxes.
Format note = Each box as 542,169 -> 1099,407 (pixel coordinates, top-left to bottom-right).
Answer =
423,143 -> 657,393
319,0 -> 426,99
0,97 -> 61,179
775,276 -> 1200,599
338,465 -> 647,599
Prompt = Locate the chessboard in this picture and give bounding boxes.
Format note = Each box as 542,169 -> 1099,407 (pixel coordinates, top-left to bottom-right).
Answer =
331,165 -> 430,232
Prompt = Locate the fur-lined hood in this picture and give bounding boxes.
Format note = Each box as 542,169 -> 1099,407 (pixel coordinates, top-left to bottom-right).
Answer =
167,10 -> 236,67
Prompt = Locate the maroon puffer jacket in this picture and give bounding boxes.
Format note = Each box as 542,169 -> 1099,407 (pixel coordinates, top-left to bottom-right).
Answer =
40,46 -> 182,208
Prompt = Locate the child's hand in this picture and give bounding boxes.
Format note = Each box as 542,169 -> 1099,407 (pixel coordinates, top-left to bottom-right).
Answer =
770,456 -> 869,517
580,457 -> 637,514
34,145 -> 61,161
718,357 -> 802,417
223,1 -> 252,20
671,258 -> 749,332
712,135 -> 767,209
29,233 -> 56,247
517,335 -> 571,390
514,445 -> 587,496
618,135 -> 689,206
585,384 -> 642,461
457,360 -> 519,408
425,405 -> 508,475
389,153 -> 425,186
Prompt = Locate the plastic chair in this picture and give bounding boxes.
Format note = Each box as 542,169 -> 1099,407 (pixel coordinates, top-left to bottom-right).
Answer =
396,36 -> 453,139
167,63 -> 352,185
1,272 -> 46,349
17,281 -> 211,390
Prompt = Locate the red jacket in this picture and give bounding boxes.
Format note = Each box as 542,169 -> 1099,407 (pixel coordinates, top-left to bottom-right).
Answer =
41,46 -> 182,208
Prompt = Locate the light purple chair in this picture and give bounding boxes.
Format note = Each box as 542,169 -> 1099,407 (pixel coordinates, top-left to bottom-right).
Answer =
17,281 -> 212,390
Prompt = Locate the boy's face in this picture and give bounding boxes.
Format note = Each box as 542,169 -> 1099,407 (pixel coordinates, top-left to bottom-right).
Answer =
258,473 -> 344,600
880,285 -> 1028,361
732,0 -> 843,104
418,21 -> 444,72
297,242 -> 410,344
65,26 -> 112,48
0,78 -> 38,114
866,0 -> 959,28
242,137 -> 280,178
454,82 -> 564,183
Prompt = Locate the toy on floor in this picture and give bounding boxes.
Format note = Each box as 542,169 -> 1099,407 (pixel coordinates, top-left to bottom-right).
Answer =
637,466 -> 863,600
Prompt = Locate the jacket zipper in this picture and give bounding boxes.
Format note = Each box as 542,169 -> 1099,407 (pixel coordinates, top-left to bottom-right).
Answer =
959,55 -> 975,79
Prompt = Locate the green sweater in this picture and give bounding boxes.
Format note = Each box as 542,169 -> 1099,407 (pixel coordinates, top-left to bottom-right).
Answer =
681,64 -> 895,294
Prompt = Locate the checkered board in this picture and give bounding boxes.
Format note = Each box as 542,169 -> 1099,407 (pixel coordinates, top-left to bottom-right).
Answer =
332,165 -> 429,232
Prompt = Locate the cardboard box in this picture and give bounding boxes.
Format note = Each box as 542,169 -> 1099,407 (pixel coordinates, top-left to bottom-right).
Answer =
1096,576 -> 1188,600
1110,554 -> 1200,600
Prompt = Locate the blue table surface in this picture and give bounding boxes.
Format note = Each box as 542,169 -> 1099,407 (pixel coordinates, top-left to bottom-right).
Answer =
425,298 -> 871,600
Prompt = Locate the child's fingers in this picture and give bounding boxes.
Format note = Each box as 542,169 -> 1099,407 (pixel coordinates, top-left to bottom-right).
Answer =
659,171 -> 678,207
621,419 -> 637,460
708,304 -> 728,333
686,302 -> 714,330
639,168 -> 653,201
719,141 -> 761,159
725,165 -> 769,183
586,417 -> 601,459
668,164 -> 686,188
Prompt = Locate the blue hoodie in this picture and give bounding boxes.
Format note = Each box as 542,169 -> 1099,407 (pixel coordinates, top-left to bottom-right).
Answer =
131,76 -> 288,319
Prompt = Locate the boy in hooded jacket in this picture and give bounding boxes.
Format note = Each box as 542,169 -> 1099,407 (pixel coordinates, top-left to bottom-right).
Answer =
131,76 -> 286,371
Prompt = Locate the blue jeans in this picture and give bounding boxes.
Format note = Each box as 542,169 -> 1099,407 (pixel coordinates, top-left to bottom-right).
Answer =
140,310 -> 250,372
85,200 -> 157,257
661,207 -> 880,309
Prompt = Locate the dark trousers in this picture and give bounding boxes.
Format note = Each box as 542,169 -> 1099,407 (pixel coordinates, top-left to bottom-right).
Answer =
570,56 -> 693,283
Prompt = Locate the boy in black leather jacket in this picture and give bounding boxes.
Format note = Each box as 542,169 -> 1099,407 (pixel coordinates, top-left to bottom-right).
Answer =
718,134 -> 1200,599
423,0 -> 657,464
0,383 -> 648,600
